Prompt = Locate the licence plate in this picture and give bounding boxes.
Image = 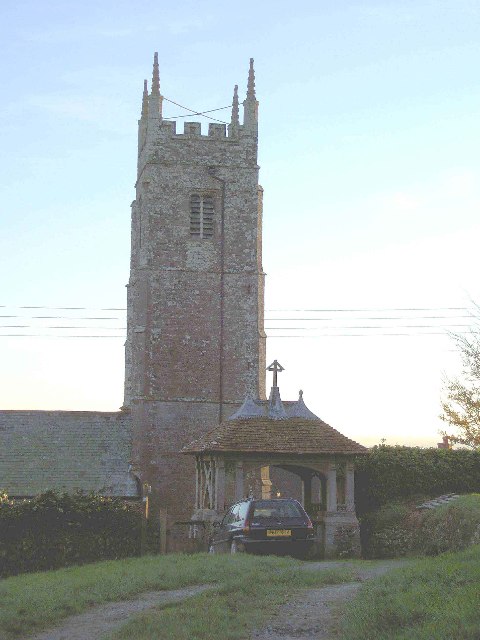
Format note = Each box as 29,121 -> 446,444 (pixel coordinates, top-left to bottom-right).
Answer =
266,529 -> 291,537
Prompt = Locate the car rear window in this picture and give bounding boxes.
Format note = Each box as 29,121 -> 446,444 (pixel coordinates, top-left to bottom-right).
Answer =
251,500 -> 305,519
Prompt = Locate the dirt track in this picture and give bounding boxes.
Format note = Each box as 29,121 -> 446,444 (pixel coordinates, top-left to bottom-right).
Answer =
23,585 -> 211,640
252,560 -> 408,640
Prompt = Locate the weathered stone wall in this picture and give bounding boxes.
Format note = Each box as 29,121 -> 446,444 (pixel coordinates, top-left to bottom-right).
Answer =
0,411 -> 137,498
125,126 -> 266,406
129,400 -> 244,518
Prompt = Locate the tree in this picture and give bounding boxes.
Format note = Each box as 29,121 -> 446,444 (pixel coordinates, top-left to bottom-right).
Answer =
441,329 -> 480,449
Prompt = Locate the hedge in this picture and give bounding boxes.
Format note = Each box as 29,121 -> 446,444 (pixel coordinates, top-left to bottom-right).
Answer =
0,491 -> 144,577
355,446 -> 480,514
362,494 -> 480,558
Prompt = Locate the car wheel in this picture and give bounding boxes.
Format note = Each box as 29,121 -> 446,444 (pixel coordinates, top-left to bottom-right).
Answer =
230,539 -> 240,554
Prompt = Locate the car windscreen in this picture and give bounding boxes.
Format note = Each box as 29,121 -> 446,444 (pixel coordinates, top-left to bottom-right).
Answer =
251,500 -> 305,519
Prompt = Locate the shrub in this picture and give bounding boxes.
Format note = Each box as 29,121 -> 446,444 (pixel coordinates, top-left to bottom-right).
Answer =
0,491 -> 144,577
355,446 -> 480,514
363,494 -> 480,558
360,499 -> 418,558
415,494 -> 480,556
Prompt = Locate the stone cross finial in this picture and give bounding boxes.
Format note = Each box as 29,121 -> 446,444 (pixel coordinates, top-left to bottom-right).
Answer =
267,360 -> 284,387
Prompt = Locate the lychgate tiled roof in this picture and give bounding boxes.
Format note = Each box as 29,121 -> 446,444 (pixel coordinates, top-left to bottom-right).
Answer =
183,390 -> 367,456
183,416 -> 367,455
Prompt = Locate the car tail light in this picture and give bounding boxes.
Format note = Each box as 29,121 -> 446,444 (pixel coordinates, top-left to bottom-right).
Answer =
243,519 -> 250,533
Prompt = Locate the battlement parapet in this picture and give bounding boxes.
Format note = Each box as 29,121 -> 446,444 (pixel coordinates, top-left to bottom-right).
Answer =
139,117 -> 255,172
159,120 -> 243,140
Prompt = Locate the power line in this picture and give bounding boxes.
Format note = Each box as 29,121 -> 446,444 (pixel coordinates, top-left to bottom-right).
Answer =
0,305 -> 477,340
1,330 -> 477,339
165,106 -> 232,119
265,315 -> 476,321
0,313 -> 476,323
268,332 -> 479,338
267,307 -> 471,312
0,335 -> 124,338
0,333 -> 464,339
163,97 -> 229,124
0,326 -> 126,329
0,316 -> 124,320
266,324 -> 474,330
0,323 -> 474,331
0,305 -> 474,312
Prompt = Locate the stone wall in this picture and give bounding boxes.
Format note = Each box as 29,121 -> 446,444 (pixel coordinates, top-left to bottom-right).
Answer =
130,400 -> 242,518
125,124 -> 266,407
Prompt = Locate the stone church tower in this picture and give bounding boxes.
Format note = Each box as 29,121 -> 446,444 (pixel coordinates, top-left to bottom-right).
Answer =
124,54 -> 266,516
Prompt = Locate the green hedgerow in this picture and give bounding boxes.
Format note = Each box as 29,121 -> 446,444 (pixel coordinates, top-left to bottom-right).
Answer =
0,491 -> 144,578
355,446 -> 480,514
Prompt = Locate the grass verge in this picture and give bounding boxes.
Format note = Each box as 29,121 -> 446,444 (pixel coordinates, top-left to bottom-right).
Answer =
341,544 -> 480,639
0,553 -> 354,639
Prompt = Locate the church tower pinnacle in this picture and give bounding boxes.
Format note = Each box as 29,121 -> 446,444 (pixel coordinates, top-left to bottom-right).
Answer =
141,79 -> 148,118
243,58 -> 258,131
229,84 -> 240,133
148,52 -> 163,118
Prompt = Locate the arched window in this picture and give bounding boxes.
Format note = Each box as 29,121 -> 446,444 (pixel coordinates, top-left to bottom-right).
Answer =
190,194 -> 214,239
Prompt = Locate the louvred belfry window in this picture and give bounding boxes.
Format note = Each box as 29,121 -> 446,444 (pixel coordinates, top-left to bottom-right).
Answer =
190,194 -> 214,239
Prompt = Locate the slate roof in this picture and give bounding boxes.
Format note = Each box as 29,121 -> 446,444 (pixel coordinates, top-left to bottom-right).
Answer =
0,410 -> 138,498
183,390 -> 367,456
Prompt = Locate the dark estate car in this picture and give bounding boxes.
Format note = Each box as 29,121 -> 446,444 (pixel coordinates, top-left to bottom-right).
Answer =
208,498 -> 315,557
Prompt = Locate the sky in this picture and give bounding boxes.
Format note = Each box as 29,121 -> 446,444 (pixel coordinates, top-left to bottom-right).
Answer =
1,0 -> 480,447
